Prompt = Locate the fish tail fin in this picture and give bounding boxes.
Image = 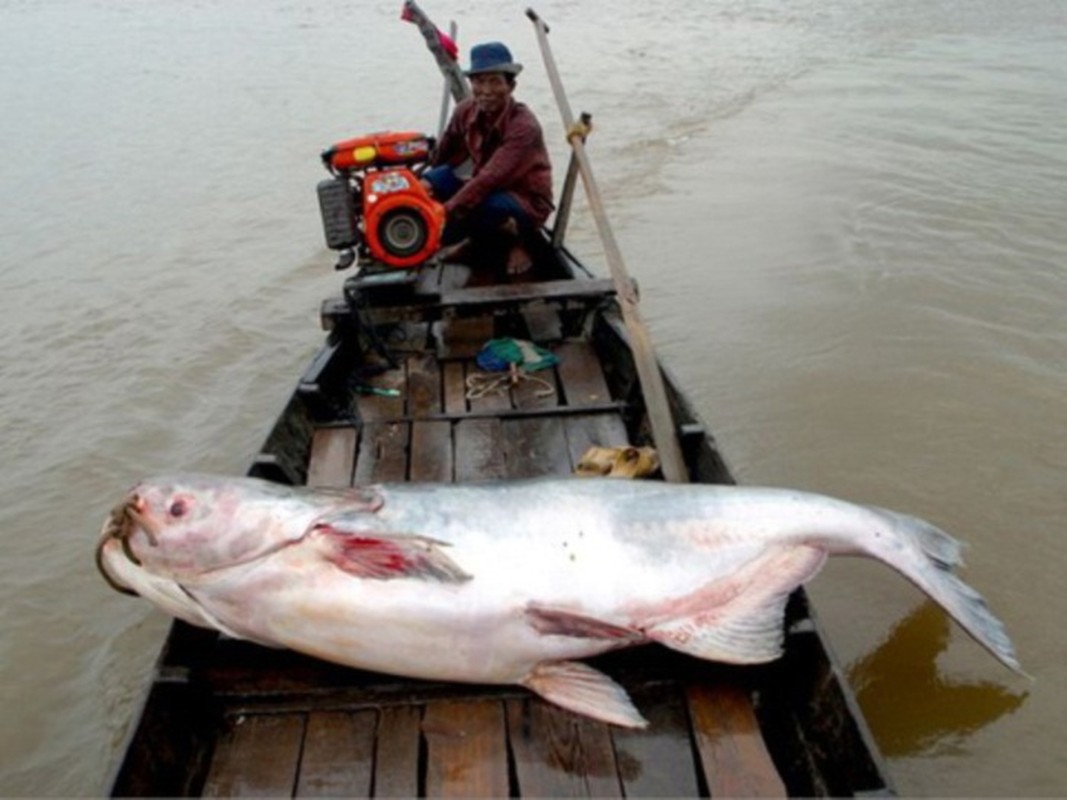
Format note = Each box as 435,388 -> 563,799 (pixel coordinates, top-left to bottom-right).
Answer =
870,508 -> 1021,674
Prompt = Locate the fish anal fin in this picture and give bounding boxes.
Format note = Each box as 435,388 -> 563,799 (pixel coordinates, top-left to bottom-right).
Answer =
522,661 -> 648,729
648,546 -> 827,664
526,605 -> 647,645
312,527 -> 471,583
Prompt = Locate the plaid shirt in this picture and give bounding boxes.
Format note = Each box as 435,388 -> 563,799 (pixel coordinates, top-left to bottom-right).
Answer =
432,97 -> 554,225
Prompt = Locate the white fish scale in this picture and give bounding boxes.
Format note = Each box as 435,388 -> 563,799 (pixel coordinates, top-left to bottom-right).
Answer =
202,545 -> 604,682
375,488 -> 726,613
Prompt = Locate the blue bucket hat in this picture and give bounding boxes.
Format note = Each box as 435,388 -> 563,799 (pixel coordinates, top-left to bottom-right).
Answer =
465,42 -> 523,76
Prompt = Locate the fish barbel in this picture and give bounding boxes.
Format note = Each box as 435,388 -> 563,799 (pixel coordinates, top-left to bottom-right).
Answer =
96,474 -> 1020,727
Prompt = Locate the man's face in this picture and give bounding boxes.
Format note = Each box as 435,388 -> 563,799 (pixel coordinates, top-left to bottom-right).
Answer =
471,73 -> 513,117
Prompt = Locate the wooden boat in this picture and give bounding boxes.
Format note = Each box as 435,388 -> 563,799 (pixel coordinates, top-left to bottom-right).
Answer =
105,229 -> 895,796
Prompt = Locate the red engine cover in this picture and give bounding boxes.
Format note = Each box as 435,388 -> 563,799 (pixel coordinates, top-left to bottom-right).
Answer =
362,167 -> 446,268
325,131 -> 433,172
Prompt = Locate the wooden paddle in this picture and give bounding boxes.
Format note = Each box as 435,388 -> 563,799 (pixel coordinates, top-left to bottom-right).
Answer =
527,8 -> 689,483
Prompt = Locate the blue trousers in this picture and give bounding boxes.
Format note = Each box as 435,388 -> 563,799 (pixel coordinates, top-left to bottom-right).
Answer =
422,165 -> 532,245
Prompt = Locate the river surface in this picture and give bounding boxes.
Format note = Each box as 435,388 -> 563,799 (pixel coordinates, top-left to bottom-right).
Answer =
1,0 -> 1064,795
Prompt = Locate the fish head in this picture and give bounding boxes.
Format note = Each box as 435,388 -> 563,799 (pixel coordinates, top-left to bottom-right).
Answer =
96,474 -> 306,589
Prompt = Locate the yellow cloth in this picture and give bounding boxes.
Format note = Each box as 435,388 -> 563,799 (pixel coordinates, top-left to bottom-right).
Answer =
575,445 -> 659,479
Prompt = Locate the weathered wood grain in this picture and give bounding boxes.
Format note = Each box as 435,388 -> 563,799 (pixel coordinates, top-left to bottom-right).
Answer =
353,422 -> 410,483
410,420 -> 453,483
610,684 -> 701,797
295,710 -> 377,798
201,713 -> 304,797
306,426 -> 357,488
687,682 -> 787,798
423,700 -> 509,798
503,416 -> 571,478
453,418 -> 506,481
407,353 -> 442,417
374,706 -> 422,798
506,698 -> 623,798
442,361 -> 467,416
555,340 -> 613,407
353,366 -> 406,422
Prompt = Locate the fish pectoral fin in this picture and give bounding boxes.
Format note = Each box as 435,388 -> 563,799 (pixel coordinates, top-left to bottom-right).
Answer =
311,526 -> 471,583
648,545 -> 827,664
176,586 -> 283,648
522,661 -> 648,729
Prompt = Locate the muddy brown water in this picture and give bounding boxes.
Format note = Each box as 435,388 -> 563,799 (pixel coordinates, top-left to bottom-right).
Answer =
1,0 -> 1064,794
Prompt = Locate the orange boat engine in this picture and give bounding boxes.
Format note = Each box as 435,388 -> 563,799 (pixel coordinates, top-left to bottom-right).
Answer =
318,131 -> 445,270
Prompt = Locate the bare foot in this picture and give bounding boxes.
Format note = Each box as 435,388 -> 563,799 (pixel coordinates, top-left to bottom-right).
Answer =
500,217 -> 520,237
506,243 -> 533,276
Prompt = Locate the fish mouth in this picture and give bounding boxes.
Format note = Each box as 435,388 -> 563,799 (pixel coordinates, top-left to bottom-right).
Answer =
95,494 -> 161,597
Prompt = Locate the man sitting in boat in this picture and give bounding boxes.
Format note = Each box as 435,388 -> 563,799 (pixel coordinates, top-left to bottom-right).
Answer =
422,42 -> 554,276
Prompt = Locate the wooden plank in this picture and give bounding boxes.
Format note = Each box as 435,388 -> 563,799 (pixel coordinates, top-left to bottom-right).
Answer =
306,427 -> 357,488
506,698 -> 622,798
353,422 -> 410,483
572,712 -> 626,798
555,340 -> 613,407
353,366 -> 406,422
438,277 -> 615,308
410,420 -> 453,482
434,316 -> 494,360
374,706 -> 422,799
385,321 -> 431,353
423,700 -> 509,798
610,684 -> 701,797
687,682 -> 787,798
453,418 -> 506,481
438,263 -> 474,291
466,362 -> 513,415
563,413 -> 631,470
407,353 -> 442,417
295,710 -> 377,797
522,304 -> 563,343
202,713 -> 304,797
502,416 -> 571,478
442,361 -> 467,416
511,368 -> 560,411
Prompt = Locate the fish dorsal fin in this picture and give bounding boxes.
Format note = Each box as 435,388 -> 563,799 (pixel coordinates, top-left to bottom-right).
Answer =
310,525 -> 471,583
522,661 -> 648,729
648,545 -> 827,664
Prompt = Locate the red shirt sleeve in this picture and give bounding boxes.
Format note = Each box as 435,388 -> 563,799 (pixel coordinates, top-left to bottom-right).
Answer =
445,107 -> 541,217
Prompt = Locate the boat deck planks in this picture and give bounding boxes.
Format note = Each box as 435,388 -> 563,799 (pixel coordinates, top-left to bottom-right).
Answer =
306,427 -> 356,488
108,262 -> 892,797
373,707 -> 422,798
423,700 -> 510,798
201,713 -> 304,797
687,683 -> 787,798
295,710 -> 377,798
506,698 -> 623,798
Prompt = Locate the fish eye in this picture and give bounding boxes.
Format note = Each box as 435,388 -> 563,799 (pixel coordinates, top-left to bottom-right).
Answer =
168,497 -> 190,518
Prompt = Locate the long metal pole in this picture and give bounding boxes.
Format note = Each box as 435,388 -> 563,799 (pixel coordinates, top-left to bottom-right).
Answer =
526,8 -> 688,483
